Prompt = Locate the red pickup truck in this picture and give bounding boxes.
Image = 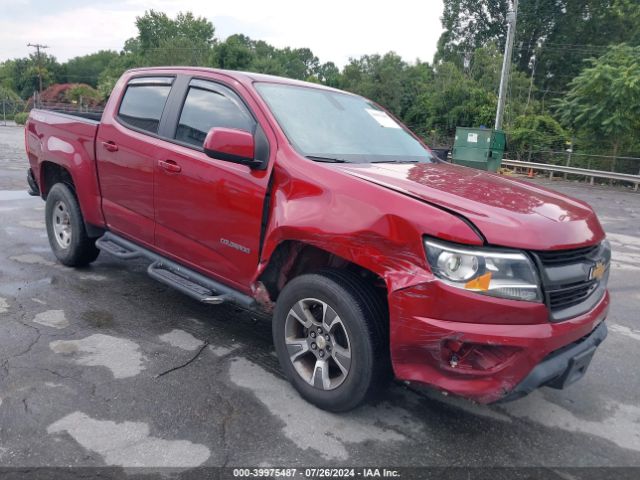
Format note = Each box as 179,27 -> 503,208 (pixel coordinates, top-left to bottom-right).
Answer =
25,67 -> 610,411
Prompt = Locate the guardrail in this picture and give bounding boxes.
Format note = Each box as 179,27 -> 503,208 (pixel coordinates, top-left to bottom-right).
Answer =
501,159 -> 640,192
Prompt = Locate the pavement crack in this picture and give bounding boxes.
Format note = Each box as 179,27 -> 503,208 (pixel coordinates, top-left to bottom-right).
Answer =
1,297 -> 42,364
220,396 -> 237,467
155,342 -> 209,378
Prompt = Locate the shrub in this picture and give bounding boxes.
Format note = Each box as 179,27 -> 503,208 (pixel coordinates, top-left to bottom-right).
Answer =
14,112 -> 29,125
508,114 -> 568,161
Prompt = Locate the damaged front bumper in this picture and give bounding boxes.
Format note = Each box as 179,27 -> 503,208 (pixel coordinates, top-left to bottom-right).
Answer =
498,320 -> 607,402
389,282 -> 609,403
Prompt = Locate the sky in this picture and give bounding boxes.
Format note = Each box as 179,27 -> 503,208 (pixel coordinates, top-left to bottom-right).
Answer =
0,0 -> 444,67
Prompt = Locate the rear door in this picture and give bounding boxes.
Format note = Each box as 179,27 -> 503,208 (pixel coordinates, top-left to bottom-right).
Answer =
96,76 -> 174,246
152,76 -> 272,291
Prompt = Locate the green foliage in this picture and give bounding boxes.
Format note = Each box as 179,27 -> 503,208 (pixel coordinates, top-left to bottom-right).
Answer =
437,0 -> 510,65
2,5 -> 637,165
557,44 -> 640,156
411,62 -> 497,139
214,34 -> 255,70
438,0 -> 640,95
65,84 -> 103,104
0,85 -> 21,102
63,51 -> 119,87
0,53 -> 64,98
340,53 -> 408,115
14,112 -> 28,125
136,10 -> 214,53
508,114 -> 568,159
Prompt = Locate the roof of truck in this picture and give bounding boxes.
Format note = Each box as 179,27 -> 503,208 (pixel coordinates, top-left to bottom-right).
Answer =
125,66 -> 351,95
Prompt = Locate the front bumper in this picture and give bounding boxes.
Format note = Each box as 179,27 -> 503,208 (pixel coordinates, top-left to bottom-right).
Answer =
389,283 -> 609,403
498,320 -> 607,402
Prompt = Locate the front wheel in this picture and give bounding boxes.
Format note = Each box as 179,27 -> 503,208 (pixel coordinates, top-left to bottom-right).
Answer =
273,270 -> 390,412
45,183 -> 100,267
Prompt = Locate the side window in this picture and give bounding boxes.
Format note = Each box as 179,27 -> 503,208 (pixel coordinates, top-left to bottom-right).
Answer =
118,77 -> 173,134
175,81 -> 254,148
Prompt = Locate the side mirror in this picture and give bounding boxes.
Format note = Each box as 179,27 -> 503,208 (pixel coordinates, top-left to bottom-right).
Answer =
203,127 -> 258,167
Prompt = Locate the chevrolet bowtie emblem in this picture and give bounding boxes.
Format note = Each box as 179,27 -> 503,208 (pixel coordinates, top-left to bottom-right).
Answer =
590,261 -> 607,281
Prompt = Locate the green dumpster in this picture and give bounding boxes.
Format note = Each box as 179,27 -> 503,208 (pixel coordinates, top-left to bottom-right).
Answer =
451,127 -> 506,172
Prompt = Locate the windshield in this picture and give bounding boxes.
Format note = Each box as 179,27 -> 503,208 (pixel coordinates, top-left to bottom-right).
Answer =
255,83 -> 434,164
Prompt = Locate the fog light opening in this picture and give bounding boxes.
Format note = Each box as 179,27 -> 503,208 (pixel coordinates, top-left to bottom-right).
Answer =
442,340 -> 520,372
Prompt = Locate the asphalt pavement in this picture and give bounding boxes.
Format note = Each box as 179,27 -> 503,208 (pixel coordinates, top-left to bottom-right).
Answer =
0,124 -> 639,474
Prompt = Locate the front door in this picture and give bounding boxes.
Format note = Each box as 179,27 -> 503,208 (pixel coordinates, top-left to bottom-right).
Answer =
153,77 -> 271,291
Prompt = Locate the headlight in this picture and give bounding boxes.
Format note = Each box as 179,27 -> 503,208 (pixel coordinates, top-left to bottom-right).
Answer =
424,238 -> 541,302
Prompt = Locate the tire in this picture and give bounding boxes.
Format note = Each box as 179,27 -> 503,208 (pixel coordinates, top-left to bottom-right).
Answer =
45,183 -> 100,267
273,269 -> 390,412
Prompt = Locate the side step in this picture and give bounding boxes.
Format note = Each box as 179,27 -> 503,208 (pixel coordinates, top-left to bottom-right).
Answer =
148,261 -> 228,305
96,232 -> 257,310
95,236 -> 139,259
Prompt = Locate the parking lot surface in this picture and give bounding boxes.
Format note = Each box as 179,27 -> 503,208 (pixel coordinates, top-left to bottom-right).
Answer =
1,125 -> 639,471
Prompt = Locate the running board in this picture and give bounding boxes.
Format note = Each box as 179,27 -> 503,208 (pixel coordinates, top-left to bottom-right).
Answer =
96,232 -> 257,310
148,261 -> 228,304
95,236 -> 140,259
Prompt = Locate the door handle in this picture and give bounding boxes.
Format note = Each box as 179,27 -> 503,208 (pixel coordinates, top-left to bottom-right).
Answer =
158,159 -> 182,173
101,141 -> 118,152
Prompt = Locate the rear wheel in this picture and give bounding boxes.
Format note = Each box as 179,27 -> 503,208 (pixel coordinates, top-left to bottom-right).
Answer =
273,270 -> 389,412
45,183 -> 100,267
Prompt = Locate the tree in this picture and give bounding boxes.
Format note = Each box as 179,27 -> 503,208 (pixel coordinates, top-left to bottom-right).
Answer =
413,62 -> 497,139
534,0 -> 636,94
135,10 -> 214,54
557,44 -> 640,171
436,0 -> 640,95
436,0 -> 509,66
0,53 -> 63,98
340,53 -> 408,116
213,34 -> 256,70
315,62 -> 341,87
63,50 -> 119,87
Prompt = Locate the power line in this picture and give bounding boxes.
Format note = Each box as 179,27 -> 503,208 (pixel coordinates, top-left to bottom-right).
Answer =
27,43 -> 49,93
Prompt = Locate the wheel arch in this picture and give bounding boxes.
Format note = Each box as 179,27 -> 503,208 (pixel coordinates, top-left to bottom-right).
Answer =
256,240 -> 388,306
40,161 -> 75,198
40,161 -> 105,238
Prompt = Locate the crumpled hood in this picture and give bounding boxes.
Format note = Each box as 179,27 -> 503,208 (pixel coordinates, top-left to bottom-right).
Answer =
332,162 -> 605,250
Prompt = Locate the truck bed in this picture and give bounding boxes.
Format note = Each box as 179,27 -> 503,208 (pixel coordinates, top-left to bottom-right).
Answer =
26,108 -> 105,228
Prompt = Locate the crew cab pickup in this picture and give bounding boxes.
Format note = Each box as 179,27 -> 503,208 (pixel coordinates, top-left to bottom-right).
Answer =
25,67 -> 610,411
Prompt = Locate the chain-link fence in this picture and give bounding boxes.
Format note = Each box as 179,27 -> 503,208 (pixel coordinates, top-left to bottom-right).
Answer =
0,98 -> 27,125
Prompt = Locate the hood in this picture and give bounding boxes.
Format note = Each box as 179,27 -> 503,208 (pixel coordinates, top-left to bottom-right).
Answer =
332,162 -> 605,251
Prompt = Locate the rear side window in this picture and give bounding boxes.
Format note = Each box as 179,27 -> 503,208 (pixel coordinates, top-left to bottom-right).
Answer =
175,80 -> 254,147
118,78 -> 173,134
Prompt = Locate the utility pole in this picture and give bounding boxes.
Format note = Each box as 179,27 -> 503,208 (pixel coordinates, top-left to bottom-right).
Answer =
27,43 -> 49,94
494,0 -> 518,131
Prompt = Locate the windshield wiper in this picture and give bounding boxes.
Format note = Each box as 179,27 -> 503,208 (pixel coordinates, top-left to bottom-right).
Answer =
306,155 -> 347,163
369,159 -> 420,164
